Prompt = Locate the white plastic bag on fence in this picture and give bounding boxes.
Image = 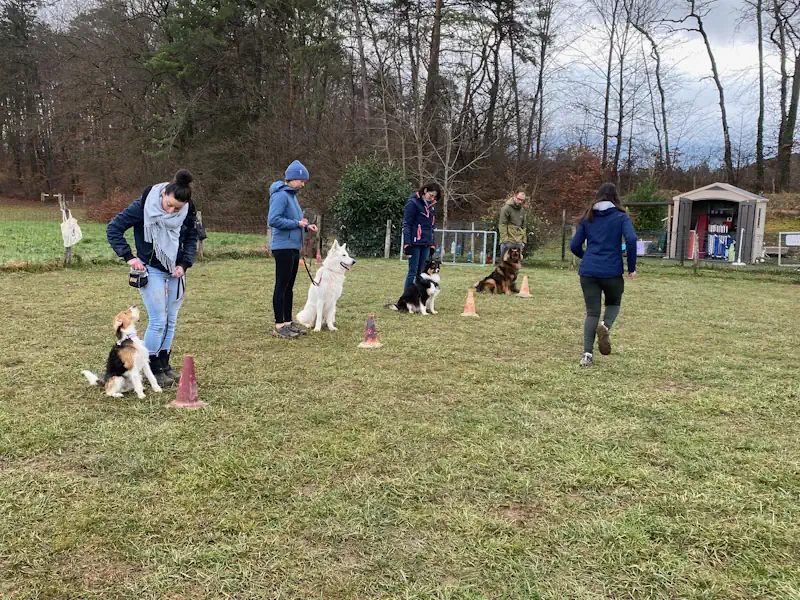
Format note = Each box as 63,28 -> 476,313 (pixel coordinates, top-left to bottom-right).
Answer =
60,215 -> 83,247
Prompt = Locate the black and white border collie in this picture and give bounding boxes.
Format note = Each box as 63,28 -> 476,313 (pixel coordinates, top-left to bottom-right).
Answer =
386,258 -> 441,315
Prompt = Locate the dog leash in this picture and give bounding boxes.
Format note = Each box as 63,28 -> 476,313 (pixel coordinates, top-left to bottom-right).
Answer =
301,254 -> 320,287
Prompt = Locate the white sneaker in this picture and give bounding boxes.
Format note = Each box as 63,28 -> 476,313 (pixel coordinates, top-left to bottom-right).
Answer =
580,352 -> 593,367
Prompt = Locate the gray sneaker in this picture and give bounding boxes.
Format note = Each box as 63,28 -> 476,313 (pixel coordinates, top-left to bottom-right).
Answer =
287,322 -> 307,335
270,325 -> 299,339
596,322 -> 611,355
580,352 -> 593,367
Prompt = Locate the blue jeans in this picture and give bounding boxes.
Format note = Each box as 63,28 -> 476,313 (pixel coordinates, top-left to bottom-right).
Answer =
404,245 -> 430,291
138,266 -> 185,355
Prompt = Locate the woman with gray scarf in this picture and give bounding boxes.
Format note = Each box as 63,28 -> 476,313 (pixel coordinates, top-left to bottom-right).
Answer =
107,169 -> 198,387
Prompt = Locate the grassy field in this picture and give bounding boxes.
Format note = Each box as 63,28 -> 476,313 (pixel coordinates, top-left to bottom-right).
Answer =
1,255 -> 798,599
0,201 -> 267,269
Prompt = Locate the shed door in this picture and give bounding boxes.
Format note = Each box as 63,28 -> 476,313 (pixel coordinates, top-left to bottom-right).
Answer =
675,197 -> 693,261
738,200 -> 756,263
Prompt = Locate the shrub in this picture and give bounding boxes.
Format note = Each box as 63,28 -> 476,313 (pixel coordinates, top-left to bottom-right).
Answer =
329,157 -> 412,256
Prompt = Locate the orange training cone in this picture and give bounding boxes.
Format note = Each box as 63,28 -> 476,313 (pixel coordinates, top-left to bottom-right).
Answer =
461,287 -> 479,317
358,314 -> 383,348
517,275 -> 532,298
299,258 -> 305,267
315,248 -> 322,265
168,355 -> 207,409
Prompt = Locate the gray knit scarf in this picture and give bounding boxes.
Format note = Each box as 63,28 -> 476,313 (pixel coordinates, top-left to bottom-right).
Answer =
143,182 -> 189,274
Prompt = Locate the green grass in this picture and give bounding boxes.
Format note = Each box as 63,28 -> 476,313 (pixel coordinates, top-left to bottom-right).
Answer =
0,201 -> 267,269
1,258 -> 799,599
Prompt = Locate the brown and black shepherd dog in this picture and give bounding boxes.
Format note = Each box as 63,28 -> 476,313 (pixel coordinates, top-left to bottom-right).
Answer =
474,247 -> 522,294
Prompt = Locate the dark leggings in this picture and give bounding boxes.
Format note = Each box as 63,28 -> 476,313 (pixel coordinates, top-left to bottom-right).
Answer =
273,249 -> 300,324
580,275 -> 624,353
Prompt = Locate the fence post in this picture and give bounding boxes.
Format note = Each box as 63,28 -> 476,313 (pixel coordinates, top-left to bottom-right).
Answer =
384,218 -> 392,259
266,227 -> 272,257
680,230 -> 686,266
470,222 -> 475,262
570,225 -> 577,269
316,214 -> 323,256
58,195 -> 71,266
196,211 -> 204,259
561,209 -> 566,261
692,231 -> 699,276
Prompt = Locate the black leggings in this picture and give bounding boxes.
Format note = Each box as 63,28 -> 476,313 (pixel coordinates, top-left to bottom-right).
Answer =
580,275 -> 624,353
273,249 -> 300,324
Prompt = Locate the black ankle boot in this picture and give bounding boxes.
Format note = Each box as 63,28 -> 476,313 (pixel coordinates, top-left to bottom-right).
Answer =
159,350 -> 180,383
150,354 -> 174,388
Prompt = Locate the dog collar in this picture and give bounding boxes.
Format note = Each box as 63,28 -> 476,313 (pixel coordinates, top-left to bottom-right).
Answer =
116,332 -> 138,345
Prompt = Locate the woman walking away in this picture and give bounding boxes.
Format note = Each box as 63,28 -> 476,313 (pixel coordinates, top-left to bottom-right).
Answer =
268,160 -> 318,339
569,183 -> 637,367
402,182 -> 440,292
107,169 -> 198,387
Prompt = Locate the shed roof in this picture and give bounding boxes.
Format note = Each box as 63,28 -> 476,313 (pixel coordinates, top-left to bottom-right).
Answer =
672,183 -> 768,203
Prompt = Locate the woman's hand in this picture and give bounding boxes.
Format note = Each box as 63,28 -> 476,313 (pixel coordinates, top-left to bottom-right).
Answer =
171,266 -> 185,278
307,224 -> 319,233
298,218 -> 309,228
127,257 -> 146,271
626,271 -> 637,279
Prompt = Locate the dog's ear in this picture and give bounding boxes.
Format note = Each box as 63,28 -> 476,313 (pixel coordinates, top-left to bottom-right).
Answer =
341,243 -> 347,252
331,239 -> 340,250
113,314 -> 124,331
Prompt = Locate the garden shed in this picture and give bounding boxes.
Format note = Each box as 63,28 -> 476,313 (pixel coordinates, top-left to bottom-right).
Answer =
668,183 -> 768,264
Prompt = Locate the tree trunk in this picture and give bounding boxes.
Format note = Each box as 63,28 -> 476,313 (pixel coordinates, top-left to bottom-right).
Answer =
779,52 -> 800,189
509,6 -> 523,161
352,0 -> 370,123
691,1 -> 734,183
612,20 -> 629,181
423,0 -> 443,147
602,0 -> 620,170
484,31 -> 503,146
633,27 -> 670,172
774,0 -> 788,189
756,0 -> 765,191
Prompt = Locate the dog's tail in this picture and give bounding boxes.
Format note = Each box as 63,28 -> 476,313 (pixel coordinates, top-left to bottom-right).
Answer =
384,303 -> 399,311
82,370 -> 100,386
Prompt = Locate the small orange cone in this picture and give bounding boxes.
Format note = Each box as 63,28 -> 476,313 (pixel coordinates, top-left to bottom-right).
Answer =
461,288 -> 479,317
168,355 -> 207,409
299,258 -> 305,267
358,314 -> 383,348
315,248 -> 322,265
517,275 -> 531,298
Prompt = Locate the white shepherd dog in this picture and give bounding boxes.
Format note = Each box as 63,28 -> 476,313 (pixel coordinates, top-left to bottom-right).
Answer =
296,240 -> 356,332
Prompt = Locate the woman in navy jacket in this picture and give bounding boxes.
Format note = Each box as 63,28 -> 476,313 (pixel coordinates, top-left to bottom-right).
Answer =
401,182 -> 441,291
107,169 -> 198,386
570,183 -> 637,367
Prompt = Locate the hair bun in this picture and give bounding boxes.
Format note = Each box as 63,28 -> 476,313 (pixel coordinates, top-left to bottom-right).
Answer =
175,169 -> 193,186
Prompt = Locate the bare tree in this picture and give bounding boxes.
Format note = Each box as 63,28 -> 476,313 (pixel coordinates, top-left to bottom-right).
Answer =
625,0 -> 672,172
673,0 -> 735,183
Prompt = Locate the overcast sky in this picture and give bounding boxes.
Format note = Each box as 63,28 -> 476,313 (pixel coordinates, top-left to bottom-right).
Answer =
549,0 -> 773,167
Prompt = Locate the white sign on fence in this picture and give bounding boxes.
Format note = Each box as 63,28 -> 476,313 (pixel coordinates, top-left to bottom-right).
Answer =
785,234 -> 800,247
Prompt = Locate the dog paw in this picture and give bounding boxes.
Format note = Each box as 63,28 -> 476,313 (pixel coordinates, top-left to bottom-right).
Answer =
313,327 -> 322,333
109,393 -> 123,398
431,310 -> 438,315
328,326 -> 338,331
153,386 -> 163,393
137,393 -> 146,400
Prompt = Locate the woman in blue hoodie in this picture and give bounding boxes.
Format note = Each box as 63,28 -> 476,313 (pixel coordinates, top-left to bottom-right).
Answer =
401,182 -> 441,291
570,183 -> 637,367
268,160 -> 318,339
